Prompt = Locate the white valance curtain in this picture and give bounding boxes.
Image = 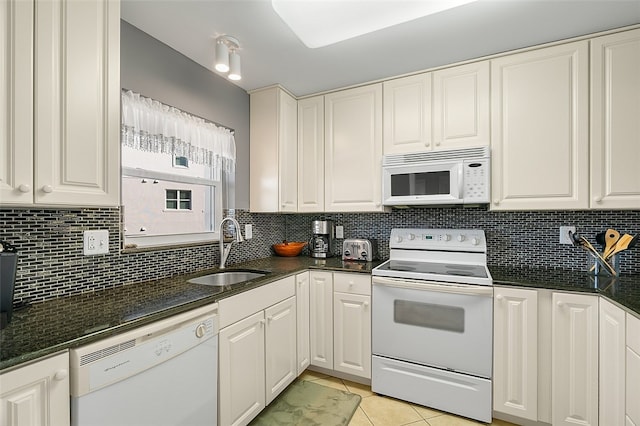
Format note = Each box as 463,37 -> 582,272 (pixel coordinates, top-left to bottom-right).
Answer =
121,90 -> 236,180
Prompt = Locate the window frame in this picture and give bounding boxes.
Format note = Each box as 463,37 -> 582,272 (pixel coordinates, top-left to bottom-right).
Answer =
122,167 -> 222,248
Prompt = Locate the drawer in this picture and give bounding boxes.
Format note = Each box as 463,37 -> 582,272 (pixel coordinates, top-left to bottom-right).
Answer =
333,272 -> 371,295
219,276 -> 295,329
628,313 -> 640,354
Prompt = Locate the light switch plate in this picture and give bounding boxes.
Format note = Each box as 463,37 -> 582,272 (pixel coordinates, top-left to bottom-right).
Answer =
336,226 -> 344,239
244,224 -> 253,240
84,230 -> 109,255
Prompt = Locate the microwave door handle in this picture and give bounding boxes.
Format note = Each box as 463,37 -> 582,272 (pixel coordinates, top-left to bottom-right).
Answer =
457,164 -> 464,199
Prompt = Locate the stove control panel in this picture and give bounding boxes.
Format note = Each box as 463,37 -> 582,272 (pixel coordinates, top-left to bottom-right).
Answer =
390,228 -> 486,252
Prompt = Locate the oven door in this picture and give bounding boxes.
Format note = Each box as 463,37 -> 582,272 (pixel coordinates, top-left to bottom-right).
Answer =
372,276 -> 493,378
382,161 -> 463,206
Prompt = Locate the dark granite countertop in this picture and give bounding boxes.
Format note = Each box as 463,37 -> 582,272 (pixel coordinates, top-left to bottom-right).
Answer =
1,256 -> 638,371
490,265 -> 640,317
0,256 -> 381,371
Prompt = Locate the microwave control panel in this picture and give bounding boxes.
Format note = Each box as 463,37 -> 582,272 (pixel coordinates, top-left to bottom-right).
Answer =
462,159 -> 490,203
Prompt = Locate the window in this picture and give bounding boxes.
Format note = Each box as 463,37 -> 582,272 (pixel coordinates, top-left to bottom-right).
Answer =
121,90 -> 235,249
166,189 -> 192,210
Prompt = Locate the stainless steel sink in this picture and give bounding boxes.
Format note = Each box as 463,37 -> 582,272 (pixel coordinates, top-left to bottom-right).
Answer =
188,270 -> 267,287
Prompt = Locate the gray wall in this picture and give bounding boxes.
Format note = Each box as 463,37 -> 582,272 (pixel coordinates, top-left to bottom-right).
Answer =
120,20 -> 250,209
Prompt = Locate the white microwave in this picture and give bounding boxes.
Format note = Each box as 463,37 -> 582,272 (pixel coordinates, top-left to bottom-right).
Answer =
382,146 -> 490,206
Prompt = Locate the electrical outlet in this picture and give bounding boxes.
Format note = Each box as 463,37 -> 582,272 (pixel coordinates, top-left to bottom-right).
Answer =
84,230 -> 109,255
559,226 -> 576,245
244,224 -> 253,240
336,226 -> 344,239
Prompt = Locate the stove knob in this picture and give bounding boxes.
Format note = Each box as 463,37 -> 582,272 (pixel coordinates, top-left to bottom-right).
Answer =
443,234 -> 451,241
407,233 -> 415,240
344,250 -> 351,256
361,251 -> 368,258
395,235 -> 403,243
471,237 -> 480,246
457,234 -> 465,242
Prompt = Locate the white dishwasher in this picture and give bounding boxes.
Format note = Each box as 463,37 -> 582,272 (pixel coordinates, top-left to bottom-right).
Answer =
70,304 -> 218,426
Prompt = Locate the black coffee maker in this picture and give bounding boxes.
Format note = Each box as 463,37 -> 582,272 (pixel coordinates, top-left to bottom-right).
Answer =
309,220 -> 336,258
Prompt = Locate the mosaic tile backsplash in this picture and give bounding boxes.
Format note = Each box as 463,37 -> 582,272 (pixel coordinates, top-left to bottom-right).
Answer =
1,207 -> 638,304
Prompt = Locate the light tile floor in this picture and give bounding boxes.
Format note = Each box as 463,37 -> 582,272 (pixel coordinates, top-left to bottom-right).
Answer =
298,370 -> 517,426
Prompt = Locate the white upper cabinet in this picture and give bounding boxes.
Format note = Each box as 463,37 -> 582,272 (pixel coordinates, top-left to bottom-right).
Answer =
383,61 -> 489,155
383,73 -> 432,154
250,86 -> 298,213
0,0 -> 33,205
325,83 -> 384,212
491,41 -> 589,210
590,28 -> 640,210
432,61 -> 490,150
1,0 -> 120,207
297,96 -> 325,212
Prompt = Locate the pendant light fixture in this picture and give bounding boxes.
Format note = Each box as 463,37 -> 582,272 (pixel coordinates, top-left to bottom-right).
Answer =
214,35 -> 241,81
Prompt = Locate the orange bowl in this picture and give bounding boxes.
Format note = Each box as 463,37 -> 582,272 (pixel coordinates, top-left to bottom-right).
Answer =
273,241 -> 307,257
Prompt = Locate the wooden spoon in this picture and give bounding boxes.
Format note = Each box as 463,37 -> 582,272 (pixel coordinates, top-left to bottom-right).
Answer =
602,229 -> 621,258
606,234 -> 635,260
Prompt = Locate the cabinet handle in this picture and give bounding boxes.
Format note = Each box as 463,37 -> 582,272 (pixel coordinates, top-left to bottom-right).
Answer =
42,185 -> 53,193
496,294 -> 504,301
267,316 -> 273,322
594,196 -> 602,203
557,301 -> 565,307
363,301 -> 369,307
18,184 -> 31,193
54,369 -> 68,381
493,199 -> 500,205
259,319 -> 266,326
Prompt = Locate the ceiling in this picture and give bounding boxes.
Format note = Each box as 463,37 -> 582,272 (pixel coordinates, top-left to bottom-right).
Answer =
121,0 -> 640,97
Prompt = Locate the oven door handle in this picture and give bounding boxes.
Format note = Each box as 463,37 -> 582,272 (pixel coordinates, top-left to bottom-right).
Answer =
372,276 -> 494,297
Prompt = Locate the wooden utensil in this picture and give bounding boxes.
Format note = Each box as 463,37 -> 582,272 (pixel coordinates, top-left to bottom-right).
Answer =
606,234 -> 635,260
602,229 -> 621,258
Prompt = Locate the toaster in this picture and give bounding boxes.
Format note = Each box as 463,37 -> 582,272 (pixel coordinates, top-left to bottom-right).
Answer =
342,239 -> 377,262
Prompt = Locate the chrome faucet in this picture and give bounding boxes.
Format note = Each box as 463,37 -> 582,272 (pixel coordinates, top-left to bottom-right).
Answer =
219,217 -> 244,269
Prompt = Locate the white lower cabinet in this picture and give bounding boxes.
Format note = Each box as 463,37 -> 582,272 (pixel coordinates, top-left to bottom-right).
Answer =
599,298 -> 626,426
309,270 -> 334,369
295,271 -> 311,375
309,271 -> 372,380
333,273 -> 371,379
0,351 -> 70,426
493,287 -> 538,421
627,313 -> 640,426
218,276 -> 296,426
552,292 -> 599,426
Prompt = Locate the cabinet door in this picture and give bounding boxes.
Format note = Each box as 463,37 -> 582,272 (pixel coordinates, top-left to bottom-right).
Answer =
309,271 -> 333,369
296,271 -> 311,375
278,89 -> 298,212
219,311 -> 266,426
265,296 -> 297,405
34,0 -> 120,206
0,0 -> 33,205
383,73 -> 431,154
627,313 -> 640,426
599,298 -> 626,426
491,41 -> 589,210
0,351 -> 70,426
433,61 -> 490,150
552,292 -> 598,426
591,29 -> 640,209
298,96 -> 324,212
333,292 -> 371,379
325,83 -> 383,212
493,287 -> 538,421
